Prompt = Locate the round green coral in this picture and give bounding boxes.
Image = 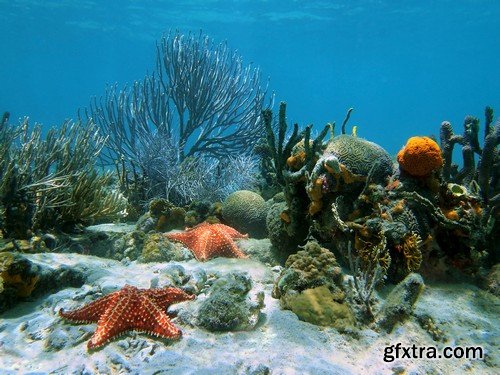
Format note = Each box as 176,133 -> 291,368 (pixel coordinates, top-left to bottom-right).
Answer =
222,190 -> 268,238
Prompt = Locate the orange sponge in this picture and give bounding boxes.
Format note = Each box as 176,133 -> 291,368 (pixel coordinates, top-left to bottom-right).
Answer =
397,136 -> 443,177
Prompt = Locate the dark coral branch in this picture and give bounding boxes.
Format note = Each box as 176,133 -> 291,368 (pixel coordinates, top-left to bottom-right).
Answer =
341,107 -> 354,135
263,102 -> 304,187
478,119 -> 500,203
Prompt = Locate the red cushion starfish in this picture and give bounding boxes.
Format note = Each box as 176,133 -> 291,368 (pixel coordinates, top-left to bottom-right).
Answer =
165,222 -> 248,261
59,285 -> 195,350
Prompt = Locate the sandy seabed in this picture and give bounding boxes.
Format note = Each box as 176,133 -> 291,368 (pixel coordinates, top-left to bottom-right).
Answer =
0,236 -> 498,375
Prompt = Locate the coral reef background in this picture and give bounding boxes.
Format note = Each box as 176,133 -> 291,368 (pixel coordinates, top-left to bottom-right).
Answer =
0,2 -> 499,374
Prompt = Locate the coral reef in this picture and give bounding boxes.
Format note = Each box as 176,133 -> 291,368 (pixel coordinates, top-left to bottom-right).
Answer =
265,201 -> 298,264
260,104 -> 331,262
147,198 -> 186,232
236,238 -> 275,265
258,102 -> 306,191
272,241 -> 344,298
323,134 -> 393,183
222,190 -> 268,238
139,232 -> 193,263
345,236 -> 390,323
440,108 -> 499,205
305,134 -> 393,215
397,136 -> 443,177
88,31 -> 266,206
280,285 -> 355,330
483,263 -> 500,296
0,118 -> 127,239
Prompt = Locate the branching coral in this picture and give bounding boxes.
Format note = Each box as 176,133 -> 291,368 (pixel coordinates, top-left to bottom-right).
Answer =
0,118 -> 127,238
138,136 -> 259,205
87,31 -> 267,205
401,232 -> 423,272
346,234 -> 390,322
440,108 -> 499,204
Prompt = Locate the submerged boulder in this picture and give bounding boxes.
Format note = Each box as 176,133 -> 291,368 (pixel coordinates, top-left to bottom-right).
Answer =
376,272 -> 425,332
195,271 -> 264,332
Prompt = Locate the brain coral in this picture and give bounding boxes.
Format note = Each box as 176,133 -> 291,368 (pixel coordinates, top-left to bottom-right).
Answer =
272,241 -> 343,299
324,135 -> 393,182
222,190 -> 268,238
397,136 -> 443,177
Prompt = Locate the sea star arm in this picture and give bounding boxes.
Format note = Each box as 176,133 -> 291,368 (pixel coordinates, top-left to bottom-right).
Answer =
134,294 -> 183,339
226,242 -> 247,258
59,291 -> 120,323
87,292 -> 135,349
147,287 -> 195,307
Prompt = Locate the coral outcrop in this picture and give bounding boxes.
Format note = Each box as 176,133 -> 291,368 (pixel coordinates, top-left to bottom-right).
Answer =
306,134 -> 393,215
273,241 -> 343,298
281,285 -> 355,330
273,241 -> 354,330
324,135 -> 393,182
0,252 -> 85,313
139,232 -> 193,263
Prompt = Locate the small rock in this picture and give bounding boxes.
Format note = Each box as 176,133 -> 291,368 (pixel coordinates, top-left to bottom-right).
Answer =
196,271 -> 264,331
376,273 -> 425,332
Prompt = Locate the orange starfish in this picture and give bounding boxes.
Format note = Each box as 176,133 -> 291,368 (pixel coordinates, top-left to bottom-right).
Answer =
59,285 -> 195,350
165,222 -> 248,261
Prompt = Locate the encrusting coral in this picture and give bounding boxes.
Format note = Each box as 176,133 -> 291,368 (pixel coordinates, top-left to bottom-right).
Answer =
272,241 -> 355,330
397,136 -> 443,177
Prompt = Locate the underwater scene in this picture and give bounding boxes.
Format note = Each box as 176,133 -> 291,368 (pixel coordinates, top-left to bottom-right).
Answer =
0,1 -> 499,374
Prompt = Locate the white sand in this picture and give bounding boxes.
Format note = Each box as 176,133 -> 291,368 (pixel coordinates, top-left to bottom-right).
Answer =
0,251 -> 497,374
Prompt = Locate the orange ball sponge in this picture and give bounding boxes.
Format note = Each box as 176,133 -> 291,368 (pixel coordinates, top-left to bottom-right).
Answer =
397,136 -> 443,177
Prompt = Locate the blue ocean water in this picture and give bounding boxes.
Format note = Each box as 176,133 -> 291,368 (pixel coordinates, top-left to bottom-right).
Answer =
0,0 -> 498,156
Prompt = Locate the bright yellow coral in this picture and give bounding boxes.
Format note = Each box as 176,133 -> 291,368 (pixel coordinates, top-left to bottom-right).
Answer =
397,136 -> 443,177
